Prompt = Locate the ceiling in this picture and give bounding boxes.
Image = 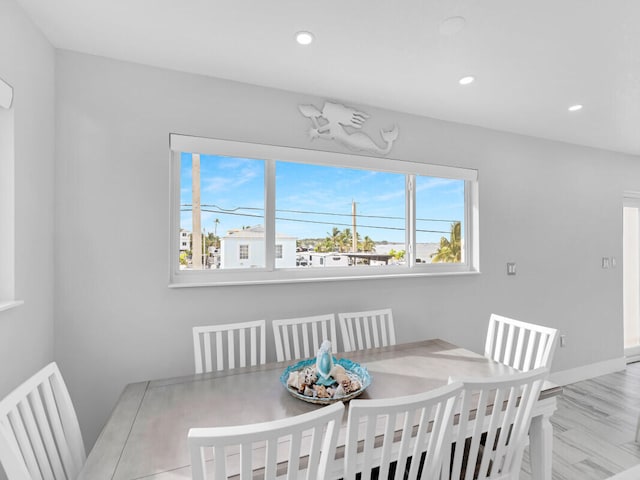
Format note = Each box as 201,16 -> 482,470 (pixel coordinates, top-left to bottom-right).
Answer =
15,0 -> 640,156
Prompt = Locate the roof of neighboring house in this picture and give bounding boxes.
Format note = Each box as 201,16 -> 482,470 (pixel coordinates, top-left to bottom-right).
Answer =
309,252 -> 349,258
223,225 -> 296,240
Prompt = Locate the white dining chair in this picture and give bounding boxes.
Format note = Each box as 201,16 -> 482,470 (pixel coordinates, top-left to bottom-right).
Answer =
0,362 -> 86,480
607,464 -> 640,479
342,382 -> 463,480
272,314 -> 337,362
193,320 -> 267,374
485,314 -> 559,371
338,308 -> 396,352
188,401 -> 344,480
447,367 -> 549,480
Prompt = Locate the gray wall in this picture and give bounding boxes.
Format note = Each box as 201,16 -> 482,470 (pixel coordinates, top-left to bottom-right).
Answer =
54,49 -> 640,450
0,0 -> 55,398
0,2 -> 55,476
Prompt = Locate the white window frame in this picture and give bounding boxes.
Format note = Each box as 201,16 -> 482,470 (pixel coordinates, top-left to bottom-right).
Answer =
169,134 -> 479,287
0,76 -> 22,311
624,192 -> 640,363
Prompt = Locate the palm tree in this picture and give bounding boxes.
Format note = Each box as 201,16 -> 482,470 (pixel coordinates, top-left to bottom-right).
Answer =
361,236 -> 376,252
328,227 -> 341,252
315,238 -> 334,253
431,222 -> 462,263
213,218 -> 220,248
338,228 -> 352,253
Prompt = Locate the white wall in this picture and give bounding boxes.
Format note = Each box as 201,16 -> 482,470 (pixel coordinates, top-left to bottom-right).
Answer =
54,50 -> 640,450
0,0 -> 55,403
0,1 -> 55,477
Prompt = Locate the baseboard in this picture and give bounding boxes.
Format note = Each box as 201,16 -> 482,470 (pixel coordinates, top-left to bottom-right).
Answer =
549,356 -> 626,386
624,345 -> 640,364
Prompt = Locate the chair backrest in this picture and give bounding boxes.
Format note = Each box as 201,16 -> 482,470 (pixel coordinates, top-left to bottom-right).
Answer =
338,308 -> 396,352
272,314 -> 337,362
484,314 -> 559,371
447,368 -> 548,480
343,382 -> 463,480
193,320 -> 267,374
188,401 -> 344,480
0,362 -> 86,480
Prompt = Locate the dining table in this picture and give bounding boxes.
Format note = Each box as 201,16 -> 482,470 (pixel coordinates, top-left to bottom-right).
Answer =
78,339 -> 562,480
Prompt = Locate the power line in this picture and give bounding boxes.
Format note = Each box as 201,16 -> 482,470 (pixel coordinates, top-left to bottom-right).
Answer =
182,204 -> 459,223
181,208 -> 453,235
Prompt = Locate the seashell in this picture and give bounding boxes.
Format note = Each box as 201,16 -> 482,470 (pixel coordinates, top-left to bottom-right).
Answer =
304,386 -> 314,397
330,364 -> 346,378
349,379 -> 362,393
313,384 -> 331,398
287,372 -> 302,390
334,384 -> 345,397
302,367 -> 318,385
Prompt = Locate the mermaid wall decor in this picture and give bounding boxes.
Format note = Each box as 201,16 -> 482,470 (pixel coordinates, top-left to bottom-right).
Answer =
298,101 -> 398,156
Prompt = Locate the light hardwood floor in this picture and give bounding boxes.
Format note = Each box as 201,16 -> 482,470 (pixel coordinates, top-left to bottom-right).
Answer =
520,362 -> 640,479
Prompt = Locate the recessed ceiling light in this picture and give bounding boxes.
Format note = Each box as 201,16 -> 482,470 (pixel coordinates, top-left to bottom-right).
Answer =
568,104 -> 583,112
439,16 -> 466,36
459,76 -> 475,85
295,31 -> 314,46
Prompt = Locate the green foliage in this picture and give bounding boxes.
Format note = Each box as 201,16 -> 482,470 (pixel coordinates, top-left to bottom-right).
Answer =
179,252 -> 189,266
204,232 -> 219,250
314,238 -> 334,252
313,227 -> 375,253
431,222 -> 461,263
388,249 -> 405,261
361,236 -> 376,252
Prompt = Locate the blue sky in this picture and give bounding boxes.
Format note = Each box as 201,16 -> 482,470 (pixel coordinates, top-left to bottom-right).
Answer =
180,153 -> 464,243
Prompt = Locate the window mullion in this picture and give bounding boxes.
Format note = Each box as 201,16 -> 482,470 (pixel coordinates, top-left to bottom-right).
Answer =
265,159 -> 276,270
468,179 -> 479,270
406,174 -> 415,268
169,151 -> 181,278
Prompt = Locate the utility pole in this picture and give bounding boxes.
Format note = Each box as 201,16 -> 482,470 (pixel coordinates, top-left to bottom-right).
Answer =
352,200 -> 357,253
192,153 -> 202,269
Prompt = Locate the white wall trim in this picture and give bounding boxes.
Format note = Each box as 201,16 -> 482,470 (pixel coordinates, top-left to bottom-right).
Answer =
625,345 -> 640,364
170,133 -> 479,181
0,99 -> 15,302
550,356 -> 626,386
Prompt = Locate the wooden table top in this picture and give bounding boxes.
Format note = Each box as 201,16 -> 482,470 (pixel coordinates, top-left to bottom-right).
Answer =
78,339 -> 562,480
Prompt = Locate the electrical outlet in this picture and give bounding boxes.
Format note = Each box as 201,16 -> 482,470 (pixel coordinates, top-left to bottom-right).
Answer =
560,335 -> 567,348
602,257 -> 610,269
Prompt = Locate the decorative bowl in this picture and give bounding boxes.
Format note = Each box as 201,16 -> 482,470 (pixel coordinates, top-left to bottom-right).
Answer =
280,357 -> 371,404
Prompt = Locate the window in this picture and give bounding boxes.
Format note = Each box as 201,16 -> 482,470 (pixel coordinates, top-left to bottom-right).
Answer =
170,134 -> 479,286
0,76 -> 19,310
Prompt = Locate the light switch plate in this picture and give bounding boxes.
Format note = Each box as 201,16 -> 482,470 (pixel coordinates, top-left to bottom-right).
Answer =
507,263 -> 516,275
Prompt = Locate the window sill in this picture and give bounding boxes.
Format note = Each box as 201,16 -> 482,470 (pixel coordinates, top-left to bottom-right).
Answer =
0,300 -> 24,313
169,269 -> 480,288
